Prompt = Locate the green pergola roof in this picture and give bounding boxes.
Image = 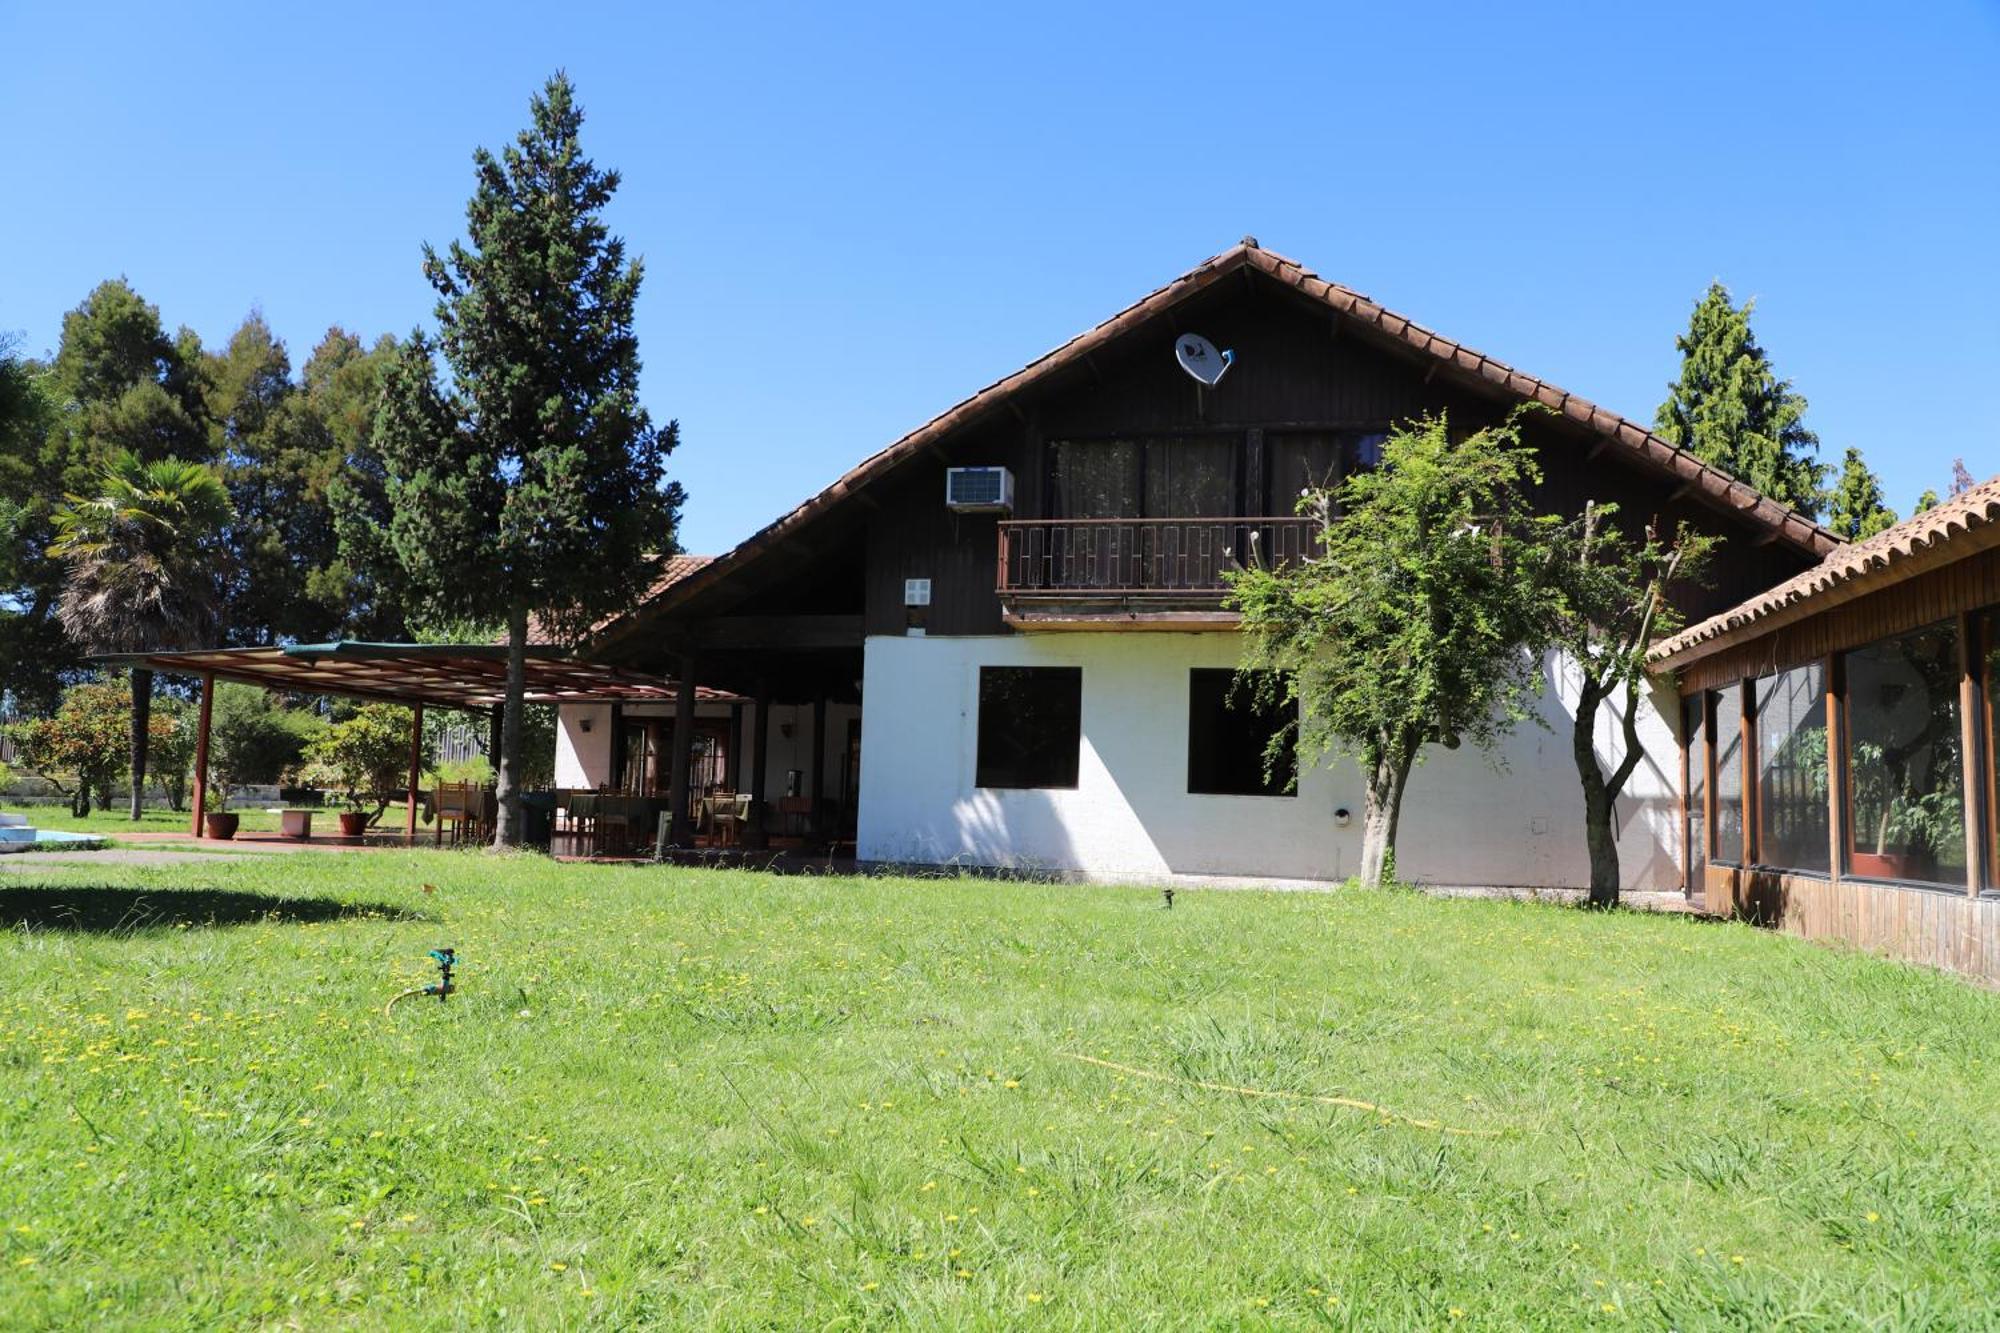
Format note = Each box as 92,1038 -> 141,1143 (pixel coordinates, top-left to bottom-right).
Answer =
99,641 -> 736,710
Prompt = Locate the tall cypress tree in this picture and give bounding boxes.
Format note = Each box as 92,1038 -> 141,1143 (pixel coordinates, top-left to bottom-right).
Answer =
359,73 -> 683,845
1825,447 -> 1897,542
1655,283 -> 1825,517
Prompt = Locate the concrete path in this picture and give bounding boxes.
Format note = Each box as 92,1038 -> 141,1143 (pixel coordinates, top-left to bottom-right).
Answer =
0,847 -> 258,868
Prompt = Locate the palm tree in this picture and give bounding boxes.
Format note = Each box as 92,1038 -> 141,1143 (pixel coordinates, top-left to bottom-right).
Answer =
49,452 -> 233,819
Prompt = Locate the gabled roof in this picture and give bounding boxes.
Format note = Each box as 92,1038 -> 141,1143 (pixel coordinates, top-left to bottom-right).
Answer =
601,240 -> 1840,639
1650,474 -> 2000,670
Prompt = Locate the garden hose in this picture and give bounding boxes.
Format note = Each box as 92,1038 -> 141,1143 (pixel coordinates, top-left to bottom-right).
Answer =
1062,1052 -> 1500,1138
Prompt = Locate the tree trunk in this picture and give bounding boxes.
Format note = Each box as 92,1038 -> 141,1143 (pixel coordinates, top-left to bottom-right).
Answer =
493,601 -> 528,848
1357,730 -> 1417,888
128,667 -> 152,822
1573,669 -> 1650,910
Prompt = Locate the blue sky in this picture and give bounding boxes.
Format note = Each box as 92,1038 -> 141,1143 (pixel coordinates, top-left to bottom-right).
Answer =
4,2 -> 1995,553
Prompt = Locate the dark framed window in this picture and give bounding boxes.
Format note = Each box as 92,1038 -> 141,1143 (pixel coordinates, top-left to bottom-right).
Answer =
1046,436 -> 1239,519
1187,669 -> 1295,797
1983,611 -> 2000,889
1713,686 -> 1744,863
975,667 -> 1082,789
1845,622 -> 1965,886
1684,694 -> 1708,885
1754,663 -> 1831,874
1264,430 -> 1389,513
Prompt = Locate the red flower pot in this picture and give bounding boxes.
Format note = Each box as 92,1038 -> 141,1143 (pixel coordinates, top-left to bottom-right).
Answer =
203,812 -> 240,840
337,812 -> 372,839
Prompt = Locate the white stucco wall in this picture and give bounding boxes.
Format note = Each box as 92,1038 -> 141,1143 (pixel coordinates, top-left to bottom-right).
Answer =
855,631 -> 1685,890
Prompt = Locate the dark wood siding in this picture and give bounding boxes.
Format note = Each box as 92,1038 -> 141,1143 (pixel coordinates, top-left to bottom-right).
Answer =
857,277 -> 1818,637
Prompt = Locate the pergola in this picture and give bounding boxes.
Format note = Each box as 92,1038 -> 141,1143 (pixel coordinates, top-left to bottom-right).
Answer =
102,641 -> 735,840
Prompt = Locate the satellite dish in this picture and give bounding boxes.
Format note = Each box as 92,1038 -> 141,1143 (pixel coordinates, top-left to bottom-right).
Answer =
1175,333 -> 1234,387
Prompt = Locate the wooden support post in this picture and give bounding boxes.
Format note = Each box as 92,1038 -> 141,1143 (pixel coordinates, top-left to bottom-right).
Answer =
646,718 -> 665,794
487,703 -> 504,772
189,672 -> 214,837
668,655 -> 698,846
1959,612 -> 1983,898
1740,679 -> 1755,871
608,702 -> 625,789
1825,654 -> 1845,887
745,684 -> 771,849
726,702 -> 744,792
405,701 -> 424,842
1702,691 -> 1717,894
810,695 -> 828,842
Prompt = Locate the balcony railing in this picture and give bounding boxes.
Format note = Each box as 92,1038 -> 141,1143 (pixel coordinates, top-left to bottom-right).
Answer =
996,517 -> 1320,598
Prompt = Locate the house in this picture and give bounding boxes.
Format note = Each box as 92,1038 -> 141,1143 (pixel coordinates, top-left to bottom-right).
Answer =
562,239 -> 1837,887
1649,474 -> 2000,981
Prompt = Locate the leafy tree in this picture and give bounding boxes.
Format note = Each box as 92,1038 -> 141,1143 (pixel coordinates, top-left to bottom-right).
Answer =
48,452 -> 233,819
1655,283 -> 1825,516
1825,447 -> 1898,542
6,680 -> 161,815
4,282 -> 209,709
214,321 -> 410,643
206,683 -> 320,808
1544,504 -> 1714,907
1951,458 -> 1977,497
148,693 -> 199,810
0,338 -> 70,712
354,73 -> 683,846
45,280 -> 210,469
1227,412 -> 1556,888
300,703 -> 413,822
1915,489 -> 1940,515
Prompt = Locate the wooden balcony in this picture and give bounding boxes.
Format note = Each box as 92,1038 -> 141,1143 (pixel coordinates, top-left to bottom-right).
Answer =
996,517 -> 1319,599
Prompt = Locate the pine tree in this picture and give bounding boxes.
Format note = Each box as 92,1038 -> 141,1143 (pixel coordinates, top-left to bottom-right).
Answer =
356,73 -> 683,846
1655,283 -> 1825,516
1825,447 -> 1898,542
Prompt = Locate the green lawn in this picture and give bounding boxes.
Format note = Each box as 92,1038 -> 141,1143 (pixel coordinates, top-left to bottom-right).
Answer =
1,853 -> 1995,1329
8,803 -> 285,837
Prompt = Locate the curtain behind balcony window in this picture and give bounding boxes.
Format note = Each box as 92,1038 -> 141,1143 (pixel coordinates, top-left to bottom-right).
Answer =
1268,433 -> 1343,512
1048,440 -> 1141,518
1048,437 -> 1236,518
1143,437 -> 1237,518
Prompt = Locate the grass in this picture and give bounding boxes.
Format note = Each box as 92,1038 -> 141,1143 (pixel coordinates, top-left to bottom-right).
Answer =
1,853 -> 1996,1329
10,804 -> 285,837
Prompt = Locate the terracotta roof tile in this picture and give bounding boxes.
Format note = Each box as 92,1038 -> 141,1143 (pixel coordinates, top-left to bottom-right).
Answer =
1649,475 -> 2000,669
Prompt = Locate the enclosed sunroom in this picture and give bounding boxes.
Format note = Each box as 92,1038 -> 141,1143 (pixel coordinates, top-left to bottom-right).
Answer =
1652,476 -> 2000,982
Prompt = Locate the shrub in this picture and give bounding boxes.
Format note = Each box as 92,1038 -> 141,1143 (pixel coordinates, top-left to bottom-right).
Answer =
5,680 -> 168,815
208,685 -> 322,809
300,704 -> 413,820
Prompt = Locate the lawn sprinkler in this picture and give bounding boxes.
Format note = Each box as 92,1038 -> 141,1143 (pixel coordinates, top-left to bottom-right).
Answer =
384,947 -> 458,1014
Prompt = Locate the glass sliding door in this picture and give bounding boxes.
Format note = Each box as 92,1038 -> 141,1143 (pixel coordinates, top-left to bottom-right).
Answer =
1684,694 -> 1708,888
1844,622 -> 1965,885
1713,686 -> 1744,863
1754,663 -> 1831,873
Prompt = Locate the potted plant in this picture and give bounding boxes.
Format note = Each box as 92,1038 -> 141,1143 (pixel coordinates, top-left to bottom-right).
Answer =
203,793 -> 240,841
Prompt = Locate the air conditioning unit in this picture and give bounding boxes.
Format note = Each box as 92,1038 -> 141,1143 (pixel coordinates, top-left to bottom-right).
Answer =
945,466 -> 1014,513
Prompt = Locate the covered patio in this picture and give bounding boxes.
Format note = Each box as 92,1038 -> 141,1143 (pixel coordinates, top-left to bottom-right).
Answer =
104,641 -> 742,853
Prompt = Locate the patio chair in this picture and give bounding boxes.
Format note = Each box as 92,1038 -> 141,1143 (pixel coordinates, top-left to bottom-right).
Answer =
435,783 -> 477,846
